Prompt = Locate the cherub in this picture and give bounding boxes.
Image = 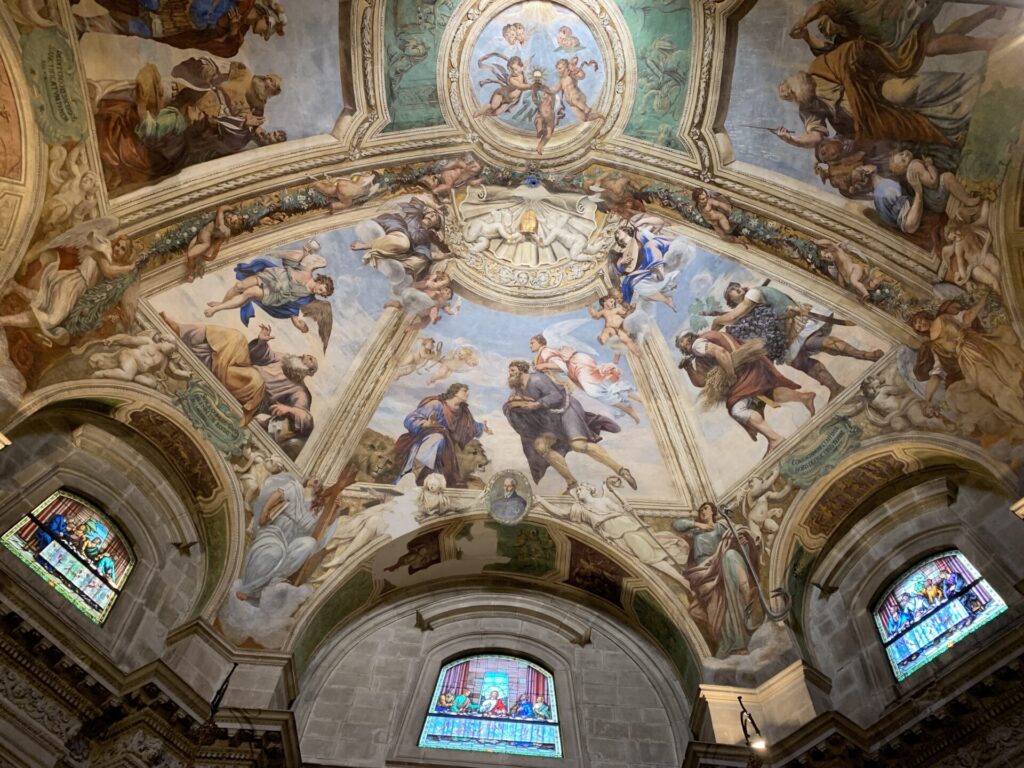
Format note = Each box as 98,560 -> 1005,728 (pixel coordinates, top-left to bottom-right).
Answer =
311,171 -> 380,213
234,442 -> 287,512
736,465 -> 791,553
35,144 -> 101,250
533,88 -> 557,155
396,337 -> 442,378
185,205 -> 243,282
501,22 -> 532,47
941,197 -> 1001,296
416,285 -> 461,329
691,188 -> 746,244
419,158 -> 483,197
858,373 -> 953,432
417,473 -> 452,517
555,25 -> 582,52
426,344 -> 480,385
814,238 -> 882,302
582,171 -> 645,216
388,272 -> 461,330
463,208 -> 521,254
475,54 -> 532,118
77,329 -> 192,390
891,150 -> 980,211
554,57 -> 600,122
589,294 -> 640,355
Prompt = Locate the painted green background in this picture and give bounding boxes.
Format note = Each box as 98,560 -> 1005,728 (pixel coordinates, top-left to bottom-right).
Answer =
383,0 -> 693,143
384,0 -> 454,132
620,0 -> 691,149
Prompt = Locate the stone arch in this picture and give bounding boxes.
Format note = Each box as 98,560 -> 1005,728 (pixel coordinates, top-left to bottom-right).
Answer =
769,433 -> 1016,593
0,417 -> 202,670
792,475 -> 1023,727
292,587 -> 692,767
1,382 -> 249,625
288,511 -> 709,667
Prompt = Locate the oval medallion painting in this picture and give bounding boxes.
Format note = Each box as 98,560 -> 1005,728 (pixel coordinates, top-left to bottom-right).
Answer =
471,1 -> 604,152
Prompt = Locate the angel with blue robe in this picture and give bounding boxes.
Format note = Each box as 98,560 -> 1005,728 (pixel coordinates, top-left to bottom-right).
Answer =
203,240 -> 335,351
611,216 -> 692,311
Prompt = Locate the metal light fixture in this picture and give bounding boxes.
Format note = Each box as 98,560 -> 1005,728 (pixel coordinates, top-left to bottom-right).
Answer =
1011,496 -> 1024,521
738,696 -> 766,751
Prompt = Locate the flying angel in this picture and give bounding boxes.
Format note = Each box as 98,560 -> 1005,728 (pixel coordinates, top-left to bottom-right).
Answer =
424,340 -> 480,385
204,248 -> 336,351
532,320 -> 644,423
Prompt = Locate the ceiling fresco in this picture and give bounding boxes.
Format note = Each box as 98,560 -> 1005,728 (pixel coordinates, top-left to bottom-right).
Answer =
1,0 -> 1023,686
725,1 -> 1022,252
76,0 -> 342,194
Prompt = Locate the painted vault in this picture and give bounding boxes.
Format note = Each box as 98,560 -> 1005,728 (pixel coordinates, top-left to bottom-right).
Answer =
1,0 -> 1023,686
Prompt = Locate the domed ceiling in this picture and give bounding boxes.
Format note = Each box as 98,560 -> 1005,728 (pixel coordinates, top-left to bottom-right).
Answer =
1,0 -> 1023,681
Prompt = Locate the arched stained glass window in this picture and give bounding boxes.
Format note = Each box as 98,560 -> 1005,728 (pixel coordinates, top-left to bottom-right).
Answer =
2,490 -> 135,624
418,654 -> 562,758
874,550 -> 1007,681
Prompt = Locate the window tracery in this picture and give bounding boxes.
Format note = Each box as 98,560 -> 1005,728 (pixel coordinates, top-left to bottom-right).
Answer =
2,490 -> 135,623
874,550 -> 1006,682
418,653 -> 562,758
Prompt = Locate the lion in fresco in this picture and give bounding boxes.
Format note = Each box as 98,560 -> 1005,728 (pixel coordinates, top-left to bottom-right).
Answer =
456,438 -> 490,489
347,428 -> 399,484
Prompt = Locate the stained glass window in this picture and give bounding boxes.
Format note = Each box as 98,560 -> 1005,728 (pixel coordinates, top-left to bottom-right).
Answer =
1,490 -> 134,624
418,654 -> 562,758
874,550 -> 1007,682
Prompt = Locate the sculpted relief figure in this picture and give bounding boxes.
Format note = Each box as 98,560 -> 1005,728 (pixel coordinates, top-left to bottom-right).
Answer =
735,466 -> 792,554
464,208 -> 522,255
34,144 -> 101,250
418,473 -> 453,517
234,442 -> 288,511
310,171 -> 380,214
75,329 -> 192,391
857,370 -> 954,433
457,184 -> 600,269
309,496 -> 391,587
0,218 -> 137,346
536,479 -> 689,590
